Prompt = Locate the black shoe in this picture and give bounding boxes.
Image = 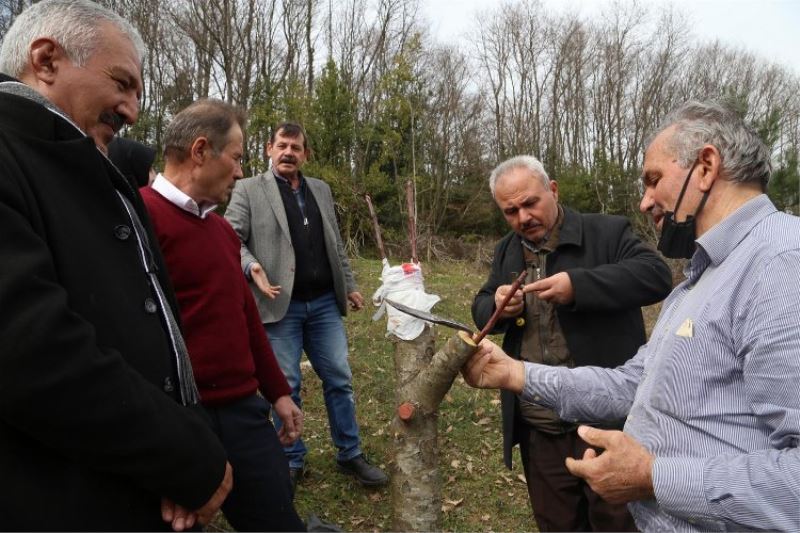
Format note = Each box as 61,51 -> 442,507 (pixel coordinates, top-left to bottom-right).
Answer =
336,454 -> 388,486
289,466 -> 304,495
306,513 -> 343,532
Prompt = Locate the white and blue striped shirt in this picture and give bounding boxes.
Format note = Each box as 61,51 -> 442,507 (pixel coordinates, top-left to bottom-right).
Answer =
524,194 -> 800,531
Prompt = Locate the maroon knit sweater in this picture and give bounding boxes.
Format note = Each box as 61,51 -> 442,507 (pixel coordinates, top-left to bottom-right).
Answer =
142,187 -> 291,406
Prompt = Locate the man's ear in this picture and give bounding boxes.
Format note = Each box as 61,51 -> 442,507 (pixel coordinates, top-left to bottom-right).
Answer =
190,137 -> 210,164
697,144 -> 722,192
26,38 -> 62,85
549,179 -> 559,202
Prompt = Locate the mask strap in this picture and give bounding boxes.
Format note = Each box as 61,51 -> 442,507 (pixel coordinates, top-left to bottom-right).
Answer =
695,188 -> 710,214
673,160 -> 698,217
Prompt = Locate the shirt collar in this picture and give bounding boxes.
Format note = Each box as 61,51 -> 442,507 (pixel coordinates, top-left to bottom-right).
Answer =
151,174 -> 217,218
272,167 -> 305,190
694,194 -> 776,268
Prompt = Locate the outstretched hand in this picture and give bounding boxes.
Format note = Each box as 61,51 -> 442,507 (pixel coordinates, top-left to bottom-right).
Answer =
461,338 -> 525,393
250,262 -> 281,299
565,426 -> 655,504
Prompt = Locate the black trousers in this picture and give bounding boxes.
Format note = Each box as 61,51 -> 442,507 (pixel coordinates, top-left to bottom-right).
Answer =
518,423 -> 637,532
204,395 -> 305,532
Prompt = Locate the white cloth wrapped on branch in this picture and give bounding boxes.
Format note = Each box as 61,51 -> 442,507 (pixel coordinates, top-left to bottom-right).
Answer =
371,258 -> 440,341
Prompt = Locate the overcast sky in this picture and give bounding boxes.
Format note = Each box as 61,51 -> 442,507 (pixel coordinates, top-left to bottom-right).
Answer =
421,0 -> 800,76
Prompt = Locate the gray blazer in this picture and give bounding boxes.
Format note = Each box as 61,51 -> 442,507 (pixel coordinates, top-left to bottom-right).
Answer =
225,171 -> 357,324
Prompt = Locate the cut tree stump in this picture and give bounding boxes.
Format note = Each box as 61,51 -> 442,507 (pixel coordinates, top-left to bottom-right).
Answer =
390,327 -> 478,531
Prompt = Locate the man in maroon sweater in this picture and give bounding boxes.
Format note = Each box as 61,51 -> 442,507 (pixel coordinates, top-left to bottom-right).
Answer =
141,99 -> 305,531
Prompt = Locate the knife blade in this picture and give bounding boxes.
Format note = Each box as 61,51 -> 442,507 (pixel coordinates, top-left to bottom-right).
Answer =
384,298 -> 474,333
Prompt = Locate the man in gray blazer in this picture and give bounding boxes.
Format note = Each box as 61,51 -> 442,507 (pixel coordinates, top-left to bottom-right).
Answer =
225,122 -> 387,491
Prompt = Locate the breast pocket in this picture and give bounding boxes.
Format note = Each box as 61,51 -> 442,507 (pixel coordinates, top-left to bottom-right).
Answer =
649,334 -> 705,418
649,318 -> 735,420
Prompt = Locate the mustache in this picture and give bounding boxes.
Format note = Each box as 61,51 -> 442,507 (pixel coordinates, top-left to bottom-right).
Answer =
279,156 -> 298,164
99,111 -> 126,133
520,219 -> 541,230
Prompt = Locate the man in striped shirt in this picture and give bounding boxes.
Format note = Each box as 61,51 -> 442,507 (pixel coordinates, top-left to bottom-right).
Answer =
463,100 -> 800,531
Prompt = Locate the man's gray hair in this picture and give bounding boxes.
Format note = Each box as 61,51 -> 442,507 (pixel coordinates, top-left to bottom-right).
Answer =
648,100 -> 772,187
163,99 -> 246,163
489,155 -> 551,197
0,0 -> 145,78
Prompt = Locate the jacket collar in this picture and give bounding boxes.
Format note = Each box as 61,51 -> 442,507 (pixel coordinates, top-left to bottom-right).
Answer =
0,74 -> 83,136
0,73 -> 140,203
257,170 -> 292,242
556,205 -> 583,248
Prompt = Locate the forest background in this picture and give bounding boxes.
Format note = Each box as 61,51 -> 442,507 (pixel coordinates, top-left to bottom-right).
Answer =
3,0 -> 799,257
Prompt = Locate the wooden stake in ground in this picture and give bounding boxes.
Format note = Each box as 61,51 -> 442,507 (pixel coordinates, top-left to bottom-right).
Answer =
364,193 -> 387,261
405,179 -> 418,264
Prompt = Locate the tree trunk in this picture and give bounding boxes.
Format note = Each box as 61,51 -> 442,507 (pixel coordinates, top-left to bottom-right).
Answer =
390,328 -> 477,531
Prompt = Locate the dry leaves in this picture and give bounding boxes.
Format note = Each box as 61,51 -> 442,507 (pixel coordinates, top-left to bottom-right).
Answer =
441,497 -> 464,513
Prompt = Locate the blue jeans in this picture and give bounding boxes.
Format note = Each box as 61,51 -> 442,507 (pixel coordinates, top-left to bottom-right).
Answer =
265,291 -> 361,468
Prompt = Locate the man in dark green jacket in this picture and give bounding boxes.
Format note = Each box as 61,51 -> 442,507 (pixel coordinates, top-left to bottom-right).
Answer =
473,155 -> 672,532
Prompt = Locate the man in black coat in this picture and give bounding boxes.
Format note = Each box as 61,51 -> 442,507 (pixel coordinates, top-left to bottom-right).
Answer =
472,155 -> 672,532
0,1 -> 231,530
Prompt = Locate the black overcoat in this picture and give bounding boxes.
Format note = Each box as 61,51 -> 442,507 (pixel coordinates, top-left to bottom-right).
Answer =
0,80 -> 227,530
472,207 -> 673,468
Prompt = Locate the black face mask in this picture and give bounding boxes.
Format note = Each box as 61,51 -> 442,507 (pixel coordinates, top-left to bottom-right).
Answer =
657,161 -> 710,259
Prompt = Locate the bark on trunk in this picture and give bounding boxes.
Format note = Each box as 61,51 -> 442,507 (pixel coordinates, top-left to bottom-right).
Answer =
390,328 -> 477,531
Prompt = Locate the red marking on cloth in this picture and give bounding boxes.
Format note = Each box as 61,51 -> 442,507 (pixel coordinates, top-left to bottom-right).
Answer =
401,263 -> 418,275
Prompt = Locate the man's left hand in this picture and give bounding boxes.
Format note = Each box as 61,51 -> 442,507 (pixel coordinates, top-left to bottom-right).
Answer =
161,498 -> 197,532
525,272 -> 574,305
273,395 -> 303,445
565,425 -> 655,504
348,291 -> 364,311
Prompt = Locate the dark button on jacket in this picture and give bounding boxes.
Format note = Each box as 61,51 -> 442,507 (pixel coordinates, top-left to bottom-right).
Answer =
114,224 -> 132,240
144,298 -> 158,314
